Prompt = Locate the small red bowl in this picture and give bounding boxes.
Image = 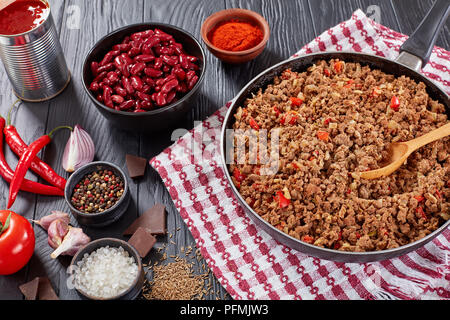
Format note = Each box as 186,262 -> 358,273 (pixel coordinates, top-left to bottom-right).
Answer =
201,8 -> 270,64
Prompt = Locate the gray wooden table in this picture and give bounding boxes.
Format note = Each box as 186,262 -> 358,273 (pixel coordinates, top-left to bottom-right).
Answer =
0,0 -> 448,300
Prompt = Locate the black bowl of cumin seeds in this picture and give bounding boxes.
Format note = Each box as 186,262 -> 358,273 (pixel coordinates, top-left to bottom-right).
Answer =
65,161 -> 130,227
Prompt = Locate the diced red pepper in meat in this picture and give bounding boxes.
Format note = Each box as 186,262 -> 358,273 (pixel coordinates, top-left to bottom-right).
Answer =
233,168 -> 246,183
281,111 -> 299,125
435,189 -> 441,199
324,69 -> 331,77
416,207 -> 427,220
275,191 -> 290,208
414,195 -> 425,202
334,61 -> 344,73
317,130 -> 329,141
344,79 -> 354,88
390,95 -> 400,111
249,117 -> 260,130
333,242 -> 341,249
371,87 -> 381,97
302,235 -> 314,244
290,97 -> 303,106
273,106 -> 280,117
323,118 -> 333,126
291,162 -> 300,170
356,232 -> 361,239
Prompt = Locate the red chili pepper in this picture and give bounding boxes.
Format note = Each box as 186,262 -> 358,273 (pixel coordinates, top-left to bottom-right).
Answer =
414,195 -> 425,202
323,118 -> 333,126
356,232 -> 361,239
7,126 -> 71,208
274,191 -> 290,208
390,95 -> 400,111
324,69 -> 331,77
290,97 -> 303,106
249,117 -> 260,130
0,118 -> 63,197
3,106 -> 66,190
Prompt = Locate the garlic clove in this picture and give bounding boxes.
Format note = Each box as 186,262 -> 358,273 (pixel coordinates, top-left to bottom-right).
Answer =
62,125 -> 95,173
50,227 -> 91,259
34,210 -> 70,231
47,219 -> 69,249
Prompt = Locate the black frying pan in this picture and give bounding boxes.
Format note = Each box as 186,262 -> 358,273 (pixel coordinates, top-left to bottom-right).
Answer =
220,0 -> 450,262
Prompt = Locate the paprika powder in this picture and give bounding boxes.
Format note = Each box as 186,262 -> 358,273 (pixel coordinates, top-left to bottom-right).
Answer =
209,19 -> 263,51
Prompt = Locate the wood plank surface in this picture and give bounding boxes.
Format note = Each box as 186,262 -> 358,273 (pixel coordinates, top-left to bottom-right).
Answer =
0,0 -> 448,300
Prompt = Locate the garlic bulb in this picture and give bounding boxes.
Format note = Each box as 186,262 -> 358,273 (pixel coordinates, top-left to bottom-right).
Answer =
62,125 -> 95,172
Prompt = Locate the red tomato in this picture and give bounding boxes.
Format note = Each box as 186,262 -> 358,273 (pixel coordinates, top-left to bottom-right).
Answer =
0,210 -> 35,275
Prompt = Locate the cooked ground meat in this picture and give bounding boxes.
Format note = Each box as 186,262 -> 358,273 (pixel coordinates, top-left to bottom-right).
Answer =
229,59 -> 449,252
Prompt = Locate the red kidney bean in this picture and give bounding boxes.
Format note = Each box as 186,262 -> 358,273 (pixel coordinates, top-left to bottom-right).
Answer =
137,91 -> 151,101
93,71 -> 108,83
130,62 -> 146,75
144,67 -> 163,78
107,71 -> 120,84
161,79 -> 178,94
96,94 -> 103,102
113,43 -> 132,52
103,86 -> 113,108
114,86 -> 127,97
187,75 -> 199,90
122,77 -> 134,95
97,62 -> 114,74
135,54 -> 155,63
133,109 -> 147,113
185,55 -> 198,63
111,95 -> 124,105
166,90 -> 177,104
130,75 -> 143,91
89,82 -> 99,92
153,57 -> 163,69
177,82 -> 188,93
172,66 -> 186,81
162,55 -> 178,67
140,100 -> 153,110
170,44 -> 183,55
91,61 -> 99,77
154,91 -> 167,106
145,35 -> 161,48
154,86 -> 161,92
187,62 -> 199,71
121,36 -> 131,44
118,100 -> 135,111
100,50 -> 120,66
142,44 -> 155,56
179,54 -> 189,69
143,76 -> 155,87
120,53 -> 133,65
186,70 -> 196,82
154,29 -> 173,41
128,47 -> 141,57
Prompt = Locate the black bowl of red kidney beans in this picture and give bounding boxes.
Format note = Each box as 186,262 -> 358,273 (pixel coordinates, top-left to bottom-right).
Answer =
82,23 -> 206,132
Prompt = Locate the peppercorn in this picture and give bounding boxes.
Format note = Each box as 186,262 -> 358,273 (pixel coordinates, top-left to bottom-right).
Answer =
71,169 -> 124,214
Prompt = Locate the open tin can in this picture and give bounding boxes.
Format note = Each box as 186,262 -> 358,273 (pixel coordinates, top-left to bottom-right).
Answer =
0,0 -> 70,102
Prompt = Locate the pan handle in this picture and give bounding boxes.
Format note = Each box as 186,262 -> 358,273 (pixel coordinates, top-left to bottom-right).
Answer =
397,0 -> 450,70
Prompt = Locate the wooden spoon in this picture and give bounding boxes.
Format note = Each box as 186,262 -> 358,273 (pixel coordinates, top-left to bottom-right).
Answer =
359,122 -> 450,180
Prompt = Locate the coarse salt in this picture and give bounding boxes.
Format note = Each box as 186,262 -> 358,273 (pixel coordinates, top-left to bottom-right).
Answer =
73,246 -> 138,299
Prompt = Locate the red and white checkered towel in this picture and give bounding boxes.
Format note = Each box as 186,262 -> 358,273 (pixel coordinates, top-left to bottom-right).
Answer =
150,9 -> 450,300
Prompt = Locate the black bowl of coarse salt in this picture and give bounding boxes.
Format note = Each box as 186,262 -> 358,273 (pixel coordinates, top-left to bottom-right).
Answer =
65,161 -> 130,227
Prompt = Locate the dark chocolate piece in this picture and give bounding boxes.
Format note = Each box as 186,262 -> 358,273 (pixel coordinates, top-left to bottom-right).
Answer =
123,203 -> 166,236
128,227 -> 157,257
38,277 -> 59,300
19,277 -> 40,300
126,154 -> 147,179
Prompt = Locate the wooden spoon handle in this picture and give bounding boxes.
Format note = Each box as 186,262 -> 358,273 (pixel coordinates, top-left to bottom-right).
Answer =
406,122 -> 450,151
